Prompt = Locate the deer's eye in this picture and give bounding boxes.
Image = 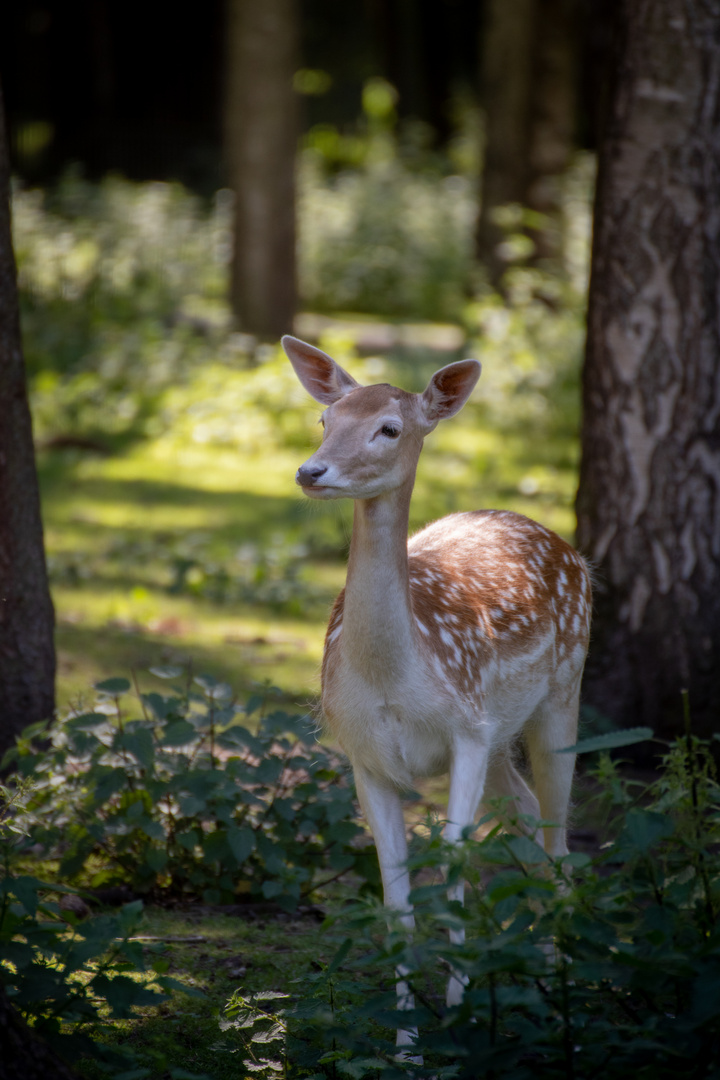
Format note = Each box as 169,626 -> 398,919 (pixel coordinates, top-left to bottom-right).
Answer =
381,424 -> 401,439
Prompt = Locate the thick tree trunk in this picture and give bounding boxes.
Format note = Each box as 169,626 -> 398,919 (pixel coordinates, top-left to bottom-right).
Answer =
224,0 -> 299,339
0,82 -> 55,756
576,0 -> 720,740
476,0 -> 576,283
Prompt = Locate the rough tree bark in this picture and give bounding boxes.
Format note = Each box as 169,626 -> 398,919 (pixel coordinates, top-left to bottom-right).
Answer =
477,0 -> 576,284
0,81 -> 55,756
224,0 -> 299,339
576,0 -> 720,739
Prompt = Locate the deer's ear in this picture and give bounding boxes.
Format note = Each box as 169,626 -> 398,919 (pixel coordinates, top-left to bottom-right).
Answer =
282,336 -> 361,405
421,360 -> 481,428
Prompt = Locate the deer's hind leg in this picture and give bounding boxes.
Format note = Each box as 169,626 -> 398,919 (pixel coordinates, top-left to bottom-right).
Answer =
483,752 -> 541,836
524,686 -> 581,859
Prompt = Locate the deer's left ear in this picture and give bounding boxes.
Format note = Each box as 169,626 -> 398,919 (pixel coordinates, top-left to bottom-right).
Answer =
421,360 -> 481,428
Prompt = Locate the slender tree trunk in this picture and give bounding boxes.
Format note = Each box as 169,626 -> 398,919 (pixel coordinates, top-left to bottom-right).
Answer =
224,0 -> 299,339
476,0 -> 536,283
476,0 -> 576,283
524,0 -> 577,262
576,0 -> 720,740
0,82 -> 55,756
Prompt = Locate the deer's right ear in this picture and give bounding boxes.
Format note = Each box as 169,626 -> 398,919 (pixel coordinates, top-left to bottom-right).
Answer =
282,336 -> 361,405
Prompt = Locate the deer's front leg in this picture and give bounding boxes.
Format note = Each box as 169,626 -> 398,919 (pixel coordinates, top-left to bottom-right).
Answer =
353,767 -> 418,1053
443,739 -> 490,1006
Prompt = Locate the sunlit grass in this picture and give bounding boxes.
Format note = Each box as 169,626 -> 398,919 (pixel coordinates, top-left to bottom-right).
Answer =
84,907 -> 333,1080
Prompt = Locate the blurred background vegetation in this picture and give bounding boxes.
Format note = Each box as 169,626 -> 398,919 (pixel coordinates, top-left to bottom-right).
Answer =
2,0 -> 602,709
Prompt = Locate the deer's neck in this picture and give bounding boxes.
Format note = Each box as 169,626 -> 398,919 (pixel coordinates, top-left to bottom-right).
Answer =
342,478 -> 417,684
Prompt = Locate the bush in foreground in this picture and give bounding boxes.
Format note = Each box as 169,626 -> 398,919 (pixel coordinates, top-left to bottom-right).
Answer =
223,730 -> 720,1078
2,672 -> 378,912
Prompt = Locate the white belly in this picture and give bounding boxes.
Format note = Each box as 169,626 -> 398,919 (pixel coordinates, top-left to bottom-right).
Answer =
321,638 -> 553,789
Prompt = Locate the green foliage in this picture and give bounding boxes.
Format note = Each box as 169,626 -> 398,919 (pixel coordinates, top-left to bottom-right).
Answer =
222,990 -> 291,1076
13,152 -> 592,447
3,673 -> 378,912
298,158 -> 473,321
221,736 -> 720,1078
0,780 -> 196,1075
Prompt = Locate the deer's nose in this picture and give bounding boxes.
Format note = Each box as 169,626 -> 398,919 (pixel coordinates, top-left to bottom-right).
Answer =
296,464 -> 328,486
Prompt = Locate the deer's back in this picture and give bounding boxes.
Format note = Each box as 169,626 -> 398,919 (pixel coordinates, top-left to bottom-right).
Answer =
407,510 -> 591,689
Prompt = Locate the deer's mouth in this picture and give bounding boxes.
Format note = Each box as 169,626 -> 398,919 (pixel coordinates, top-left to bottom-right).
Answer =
300,483 -> 339,498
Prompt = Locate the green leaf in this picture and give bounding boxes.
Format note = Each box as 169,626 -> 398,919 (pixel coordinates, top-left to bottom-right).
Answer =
178,795 -> 205,817
202,830 -> 231,863
327,936 -> 353,975
254,757 -> 283,784
227,826 -> 255,865
176,829 -> 201,851
4,876 -> 42,915
92,973 -> 163,1016
617,809 -> 675,853
149,665 -> 185,679
117,728 -> 155,768
142,692 -> 178,720
93,767 -> 129,805
146,847 -> 168,872
216,725 -> 261,754
95,677 -> 132,694
561,851 -> 592,868
161,720 -> 197,746
261,880 -> 284,900
503,834 -> 550,865
65,712 -> 108,729
556,727 -> 654,754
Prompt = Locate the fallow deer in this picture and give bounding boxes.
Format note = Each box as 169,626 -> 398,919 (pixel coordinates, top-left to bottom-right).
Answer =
282,335 -> 591,1050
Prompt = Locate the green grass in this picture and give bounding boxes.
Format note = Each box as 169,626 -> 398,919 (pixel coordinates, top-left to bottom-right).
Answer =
79,905 -> 333,1079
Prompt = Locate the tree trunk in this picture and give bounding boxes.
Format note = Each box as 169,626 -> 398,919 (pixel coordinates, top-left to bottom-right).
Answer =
576,0 -> 720,740
476,0 -> 576,283
0,81 -> 55,757
224,0 -> 299,339
476,0 -> 536,283
524,0 -> 578,263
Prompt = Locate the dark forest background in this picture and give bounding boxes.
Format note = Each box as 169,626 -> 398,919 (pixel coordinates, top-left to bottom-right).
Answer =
3,1 -> 607,191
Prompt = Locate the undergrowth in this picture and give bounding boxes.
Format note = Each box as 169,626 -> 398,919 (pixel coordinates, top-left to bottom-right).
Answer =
2,673 -> 378,912
223,729 -> 720,1079
3,698 -> 720,1078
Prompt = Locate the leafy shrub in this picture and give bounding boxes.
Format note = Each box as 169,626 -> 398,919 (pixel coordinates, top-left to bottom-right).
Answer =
3,673 -> 379,912
0,780 -> 196,1075
222,732 -> 720,1078
298,158 -> 474,322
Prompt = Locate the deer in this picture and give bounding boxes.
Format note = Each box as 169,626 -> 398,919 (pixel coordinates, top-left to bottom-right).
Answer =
282,335 -> 592,1052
